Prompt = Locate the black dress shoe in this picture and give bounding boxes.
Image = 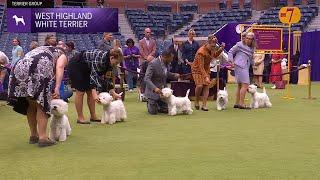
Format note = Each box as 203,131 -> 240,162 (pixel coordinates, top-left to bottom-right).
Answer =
233,104 -> 240,108
77,120 -> 91,124
201,107 -> 209,111
90,118 -> 101,122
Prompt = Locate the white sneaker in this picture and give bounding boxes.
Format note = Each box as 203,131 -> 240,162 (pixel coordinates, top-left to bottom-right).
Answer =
271,85 -> 276,89
129,89 -> 133,92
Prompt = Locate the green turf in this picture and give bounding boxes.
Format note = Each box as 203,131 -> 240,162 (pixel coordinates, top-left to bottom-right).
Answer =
0,83 -> 320,180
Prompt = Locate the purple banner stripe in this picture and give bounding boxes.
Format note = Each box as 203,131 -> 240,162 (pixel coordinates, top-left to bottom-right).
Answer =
7,8 -> 118,33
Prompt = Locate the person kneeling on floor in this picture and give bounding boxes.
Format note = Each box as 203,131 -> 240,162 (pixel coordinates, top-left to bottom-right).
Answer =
144,49 -> 180,115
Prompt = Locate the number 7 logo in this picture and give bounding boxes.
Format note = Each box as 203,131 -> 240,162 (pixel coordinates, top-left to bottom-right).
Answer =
279,7 -> 301,24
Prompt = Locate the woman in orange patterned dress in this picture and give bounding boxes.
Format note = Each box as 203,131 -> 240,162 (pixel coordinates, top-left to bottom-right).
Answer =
191,34 -> 225,111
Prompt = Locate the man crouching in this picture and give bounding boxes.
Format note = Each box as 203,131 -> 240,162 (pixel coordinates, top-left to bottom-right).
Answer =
144,49 -> 180,115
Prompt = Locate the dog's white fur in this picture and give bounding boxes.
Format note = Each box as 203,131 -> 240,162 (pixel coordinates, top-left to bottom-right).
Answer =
216,87 -> 228,111
161,88 -> 193,116
98,92 -> 127,124
12,15 -> 25,26
247,84 -> 272,109
49,99 -> 71,142
281,58 -> 287,70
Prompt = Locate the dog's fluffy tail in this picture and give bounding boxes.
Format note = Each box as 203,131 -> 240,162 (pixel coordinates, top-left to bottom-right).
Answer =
263,87 -> 266,94
185,89 -> 190,97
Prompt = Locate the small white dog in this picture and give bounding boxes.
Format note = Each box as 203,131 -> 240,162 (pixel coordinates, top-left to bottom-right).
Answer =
12,15 -> 26,26
281,58 -> 287,70
49,99 -> 71,142
216,87 -> 228,111
247,84 -> 272,109
98,92 -> 127,125
161,88 -> 193,116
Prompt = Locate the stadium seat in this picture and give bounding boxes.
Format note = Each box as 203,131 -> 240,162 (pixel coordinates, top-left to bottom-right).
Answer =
294,0 -> 302,5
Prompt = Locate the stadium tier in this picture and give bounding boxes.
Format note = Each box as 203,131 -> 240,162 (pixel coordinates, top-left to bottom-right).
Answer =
125,9 -> 193,40
178,8 -> 252,37
258,5 -> 319,32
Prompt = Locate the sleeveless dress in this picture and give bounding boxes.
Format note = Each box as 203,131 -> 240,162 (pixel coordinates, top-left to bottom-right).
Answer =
8,46 -> 64,116
253,53 -> 265,75
269,54 -> 283,83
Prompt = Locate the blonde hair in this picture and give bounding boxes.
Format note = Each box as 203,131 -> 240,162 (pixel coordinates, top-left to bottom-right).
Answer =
208,34 -> 216,41
110,48 -> 123,63
113,39 -> 121,47
188,29 -> 196,35
242,32 -> 256,49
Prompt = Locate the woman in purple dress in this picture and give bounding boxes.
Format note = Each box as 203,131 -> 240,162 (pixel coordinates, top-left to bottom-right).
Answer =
228,32 -> 255,109
123,38 -> 140,92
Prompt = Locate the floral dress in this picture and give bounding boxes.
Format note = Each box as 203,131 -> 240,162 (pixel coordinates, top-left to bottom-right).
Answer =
8,46 -> 64,116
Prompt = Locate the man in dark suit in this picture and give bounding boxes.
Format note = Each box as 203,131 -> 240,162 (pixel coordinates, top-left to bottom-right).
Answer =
168,38 -> 182,74
144,49 -> 180,115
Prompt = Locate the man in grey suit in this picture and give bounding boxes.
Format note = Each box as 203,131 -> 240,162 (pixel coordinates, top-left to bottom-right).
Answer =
144,49 -> 180,115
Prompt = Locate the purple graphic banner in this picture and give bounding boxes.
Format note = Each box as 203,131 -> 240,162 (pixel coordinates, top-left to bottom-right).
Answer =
253,28 -> 283,51
7,8 -> 118,33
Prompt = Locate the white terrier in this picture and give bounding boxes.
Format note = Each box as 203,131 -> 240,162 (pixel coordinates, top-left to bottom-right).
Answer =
247,84 -> 272,109
161,88 -> 193,116
216,87 -> 228,111
281,58 -> 287,70
49,99 -> 71,142
12,15 -> 26,26
98,92 -> 127,125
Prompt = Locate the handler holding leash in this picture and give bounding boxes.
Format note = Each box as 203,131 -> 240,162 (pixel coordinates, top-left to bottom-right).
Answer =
144,49 -> 180,115
191,34 -> 225,111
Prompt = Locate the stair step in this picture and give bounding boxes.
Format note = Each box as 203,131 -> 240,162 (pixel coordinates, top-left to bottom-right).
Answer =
118,13 -> 138,42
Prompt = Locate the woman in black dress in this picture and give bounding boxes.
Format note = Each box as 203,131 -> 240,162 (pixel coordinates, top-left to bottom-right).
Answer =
68,48 -> 123,124
8,45 -> 68,147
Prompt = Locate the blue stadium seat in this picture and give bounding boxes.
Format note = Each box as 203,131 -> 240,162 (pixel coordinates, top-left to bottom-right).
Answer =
294,0 -> 302,5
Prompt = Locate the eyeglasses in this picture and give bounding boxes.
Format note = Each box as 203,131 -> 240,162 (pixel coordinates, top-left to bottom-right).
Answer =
246,37 -> 254,40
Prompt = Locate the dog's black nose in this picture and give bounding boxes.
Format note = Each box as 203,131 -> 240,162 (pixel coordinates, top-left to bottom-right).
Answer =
53,106 -> 57,109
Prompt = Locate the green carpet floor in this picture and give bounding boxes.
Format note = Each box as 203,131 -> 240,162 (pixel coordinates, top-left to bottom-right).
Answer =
0,83 -> 320,179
